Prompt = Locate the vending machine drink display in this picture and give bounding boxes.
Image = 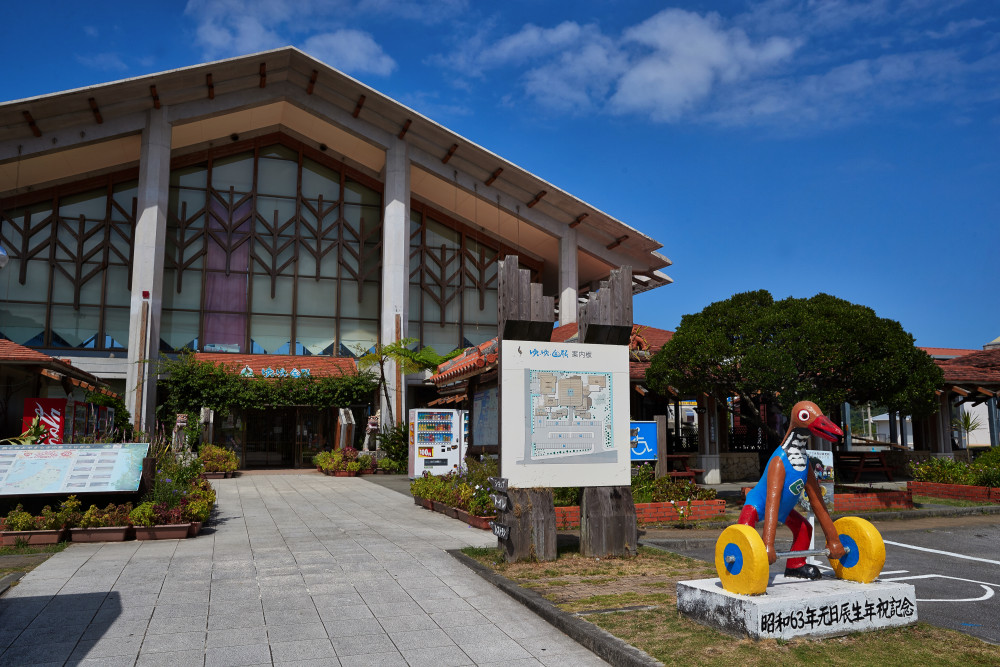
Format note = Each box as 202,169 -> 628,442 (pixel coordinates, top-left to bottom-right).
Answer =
22,398 -> 76,445
408,408 -> 468,478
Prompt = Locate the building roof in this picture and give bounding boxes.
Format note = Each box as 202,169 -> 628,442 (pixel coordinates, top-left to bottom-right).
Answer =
919,347 -> 978,360
936,348 -> 1000,386
0,47 -> 671,295
0,340 -> 115,396
429,339 -> 499,386
192,353 -> 356,378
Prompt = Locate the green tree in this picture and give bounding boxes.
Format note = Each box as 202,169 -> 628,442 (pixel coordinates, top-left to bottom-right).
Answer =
646,290 -> 943,438
356,338 -> 461,425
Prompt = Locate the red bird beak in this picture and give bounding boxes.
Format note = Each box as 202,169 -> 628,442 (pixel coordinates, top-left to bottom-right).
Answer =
809,415 -> 844,442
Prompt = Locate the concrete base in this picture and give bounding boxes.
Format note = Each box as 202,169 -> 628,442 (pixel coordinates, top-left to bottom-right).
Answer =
677,575 -> 917,640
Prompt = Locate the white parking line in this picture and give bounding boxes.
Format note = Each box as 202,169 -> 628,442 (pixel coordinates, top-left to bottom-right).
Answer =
884,540 -> 1000,565
880,574 -> 1000,602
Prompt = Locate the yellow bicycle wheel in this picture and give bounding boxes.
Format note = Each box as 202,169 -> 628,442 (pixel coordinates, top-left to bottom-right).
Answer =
830,516 -> 885,584
715,524 -> 769,595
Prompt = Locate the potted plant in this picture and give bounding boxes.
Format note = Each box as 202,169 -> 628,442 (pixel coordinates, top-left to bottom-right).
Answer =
130,501 -> 190,540
199,444 -> 238,479
70,503 -> 133,542
0,495 -> 80,546
182,499 -> 211,537
357,454 -> 375,475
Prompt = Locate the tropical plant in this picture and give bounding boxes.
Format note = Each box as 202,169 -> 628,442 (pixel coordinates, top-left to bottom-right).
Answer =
129,502 -> 157,527
0,417 -> 46,446
952,411 -> 983,448
357,338 -> 460,425
647,290 -> 944,439
2,505 -> 37,532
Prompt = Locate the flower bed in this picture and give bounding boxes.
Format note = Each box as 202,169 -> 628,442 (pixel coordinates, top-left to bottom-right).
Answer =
907,481 -> 999,503
314,447 -> 372,476
554,499 -> 726,528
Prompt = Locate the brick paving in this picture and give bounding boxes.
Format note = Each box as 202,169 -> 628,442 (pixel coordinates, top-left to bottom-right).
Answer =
0,474 -> 608,666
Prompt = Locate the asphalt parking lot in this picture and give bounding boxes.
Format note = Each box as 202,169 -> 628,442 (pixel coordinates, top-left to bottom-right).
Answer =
643,513 -> 1000,644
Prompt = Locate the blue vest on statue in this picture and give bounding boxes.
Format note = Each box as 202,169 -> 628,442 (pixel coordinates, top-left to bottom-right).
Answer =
743,445 -> 808,523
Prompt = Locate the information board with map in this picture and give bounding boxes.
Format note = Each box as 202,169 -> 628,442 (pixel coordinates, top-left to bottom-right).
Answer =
0,443 -> 149,495
501,340 -> 630,488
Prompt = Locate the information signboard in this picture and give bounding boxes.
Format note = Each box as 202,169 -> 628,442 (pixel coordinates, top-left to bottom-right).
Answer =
630,421 -> 658,462
500,340 -> 630,488
472,387 -> 499,447
0,443 -> 149,495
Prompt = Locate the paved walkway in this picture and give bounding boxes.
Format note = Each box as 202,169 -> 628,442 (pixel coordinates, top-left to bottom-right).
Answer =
0,474 -> 608,667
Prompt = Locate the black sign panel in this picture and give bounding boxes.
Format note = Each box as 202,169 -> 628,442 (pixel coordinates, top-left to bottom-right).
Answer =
490,521 -> 510,541
423,458 -> 449,467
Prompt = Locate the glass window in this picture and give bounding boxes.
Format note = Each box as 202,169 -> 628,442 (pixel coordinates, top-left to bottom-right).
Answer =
169,189 -> 207,223
297,277 -> 337,317
105,266 -> 131,308
203,312 -> 246,353
111,182 -> 138,221
160,310 -> 200,352
0,303 -> 46,345
422,323 -> 461,356
49,306 -> 100,348
339,281 -> 379,319
252,275 -> 294,315
162,269 -> 203,311
211,153 -> 254,193
171,165 -> 208,189
103,307 -> 130,349
339,319 -> 378,357
250,315 -> 291,354
295,317 -> 336,355
302,158 -> 340,201
59,190 -> 107,220
257,157 -> 298,197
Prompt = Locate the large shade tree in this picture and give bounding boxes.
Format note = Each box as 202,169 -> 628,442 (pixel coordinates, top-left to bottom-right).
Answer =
646,290 -> 943,437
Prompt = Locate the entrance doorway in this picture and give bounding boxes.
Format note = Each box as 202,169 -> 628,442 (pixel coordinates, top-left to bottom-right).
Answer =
242,407 -> 334,467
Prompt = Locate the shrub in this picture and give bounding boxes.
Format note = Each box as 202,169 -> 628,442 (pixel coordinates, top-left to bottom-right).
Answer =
183,499 -> 211,523
553,487 -> 582,507
2,505 -> 36,532
198,444 -> 238,473
909,457 -> 977,485
377,423 -> 409,462
130,502 -> 157,527
357,454 -> 375,471
80,503 -> 133,528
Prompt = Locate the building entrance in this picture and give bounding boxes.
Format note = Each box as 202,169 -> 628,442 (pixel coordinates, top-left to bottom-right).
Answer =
242,407 -> 333,467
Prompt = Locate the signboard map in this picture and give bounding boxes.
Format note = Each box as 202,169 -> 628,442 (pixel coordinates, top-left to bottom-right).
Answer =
501,340 -> 630,488
0,443 -> 149,495
529,370 -> 613,458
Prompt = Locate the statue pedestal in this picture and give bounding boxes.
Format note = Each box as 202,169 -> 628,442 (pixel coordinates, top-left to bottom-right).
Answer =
677,575 -> 917,639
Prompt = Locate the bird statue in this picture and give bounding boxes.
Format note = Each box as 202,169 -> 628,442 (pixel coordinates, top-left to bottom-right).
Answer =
740,401 -> 846,580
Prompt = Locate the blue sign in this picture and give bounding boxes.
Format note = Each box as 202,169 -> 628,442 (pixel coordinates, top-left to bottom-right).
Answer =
630,421 -> 658,461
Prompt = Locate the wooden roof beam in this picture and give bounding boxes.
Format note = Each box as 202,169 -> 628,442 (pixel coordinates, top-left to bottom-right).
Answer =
606,235 -> 628,250
149,85 -> 161,109
206,73 -> 215,99
398,119 -> 411,139
527,190 -> 546,208
442,143 -> 458,164
948,385 -> 970,397
23,110 -> 41,137
259,62 -> 267,88
352,94 -> 366,118
88,97 -> 103,124
306,69 -> 318,95
484,167 -> 502,186
569,213 -> 588,228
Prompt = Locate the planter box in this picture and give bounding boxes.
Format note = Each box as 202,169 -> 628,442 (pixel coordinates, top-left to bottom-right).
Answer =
908,481 -> 998,503
466,515 -> 495,530
188,521 -> 202,538
134,524 -> 191,540
431,501 -> 458,519
224,471 -> 235,478
203,472 -> 226,480
413,495 -> 423,506
69,526 -> 130,543
835,486 -> 914,511
554,499 -> 727,528
333,470 -> 357,477
1,529 -> 65,546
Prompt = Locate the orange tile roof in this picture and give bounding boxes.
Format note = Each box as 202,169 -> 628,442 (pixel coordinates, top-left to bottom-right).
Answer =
920,347 -> 978,359
936,348 -> 1000,385
430,323 -> 674,387
0,340 -> 115,396
192,353 -> 356,377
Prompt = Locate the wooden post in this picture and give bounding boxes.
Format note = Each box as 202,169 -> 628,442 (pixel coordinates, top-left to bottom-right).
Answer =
580,486 -> 637,557
498,488 -> 557,562
575,266 -> 637,556
654,414 -> 668,479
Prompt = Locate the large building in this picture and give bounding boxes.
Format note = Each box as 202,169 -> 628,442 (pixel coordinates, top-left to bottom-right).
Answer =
0,47 -> 672,441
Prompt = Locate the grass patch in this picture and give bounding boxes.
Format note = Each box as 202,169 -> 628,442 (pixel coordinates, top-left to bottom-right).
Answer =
460,544 -> 1000,665
0,542 -> 68,557
912,495 -> 998,508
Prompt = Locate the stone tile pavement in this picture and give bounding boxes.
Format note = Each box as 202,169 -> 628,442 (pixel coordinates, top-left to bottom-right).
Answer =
0,474 -> 609,666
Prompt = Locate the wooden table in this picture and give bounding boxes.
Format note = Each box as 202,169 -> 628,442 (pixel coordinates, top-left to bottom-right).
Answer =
835,451 -> 894,483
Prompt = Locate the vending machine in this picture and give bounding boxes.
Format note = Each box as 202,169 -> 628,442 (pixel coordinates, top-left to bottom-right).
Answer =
22,398 -> 77,444
408,408 -> 468,478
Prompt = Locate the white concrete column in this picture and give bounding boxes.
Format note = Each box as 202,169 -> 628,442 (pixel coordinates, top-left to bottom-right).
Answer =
558,229 -> 578,325
700,395 -> 722,483
125,109 -> 171,433
380,136 -> 410,425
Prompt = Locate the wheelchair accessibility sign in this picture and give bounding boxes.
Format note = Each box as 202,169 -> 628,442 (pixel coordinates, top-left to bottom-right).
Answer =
630,421 -> 658,462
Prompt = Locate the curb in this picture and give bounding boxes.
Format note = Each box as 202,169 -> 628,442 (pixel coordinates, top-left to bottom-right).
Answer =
0,572 -> 25,596
448,550 -> 662,667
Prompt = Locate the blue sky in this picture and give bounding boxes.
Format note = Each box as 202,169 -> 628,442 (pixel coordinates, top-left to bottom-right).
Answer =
3,0 -> 998,349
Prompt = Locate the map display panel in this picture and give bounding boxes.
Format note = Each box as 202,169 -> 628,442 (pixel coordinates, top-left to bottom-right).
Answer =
0,443 -> 149,495
501,340 -> 630,488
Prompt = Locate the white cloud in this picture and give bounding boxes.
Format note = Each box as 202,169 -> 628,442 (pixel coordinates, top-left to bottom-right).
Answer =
185,0 -> 288,59
302,30 -> 396,76
75,52 -> 129,71
610,9 -> 800,121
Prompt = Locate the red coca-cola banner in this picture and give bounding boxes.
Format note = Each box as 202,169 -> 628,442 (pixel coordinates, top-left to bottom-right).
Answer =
22,398 -> 69,445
